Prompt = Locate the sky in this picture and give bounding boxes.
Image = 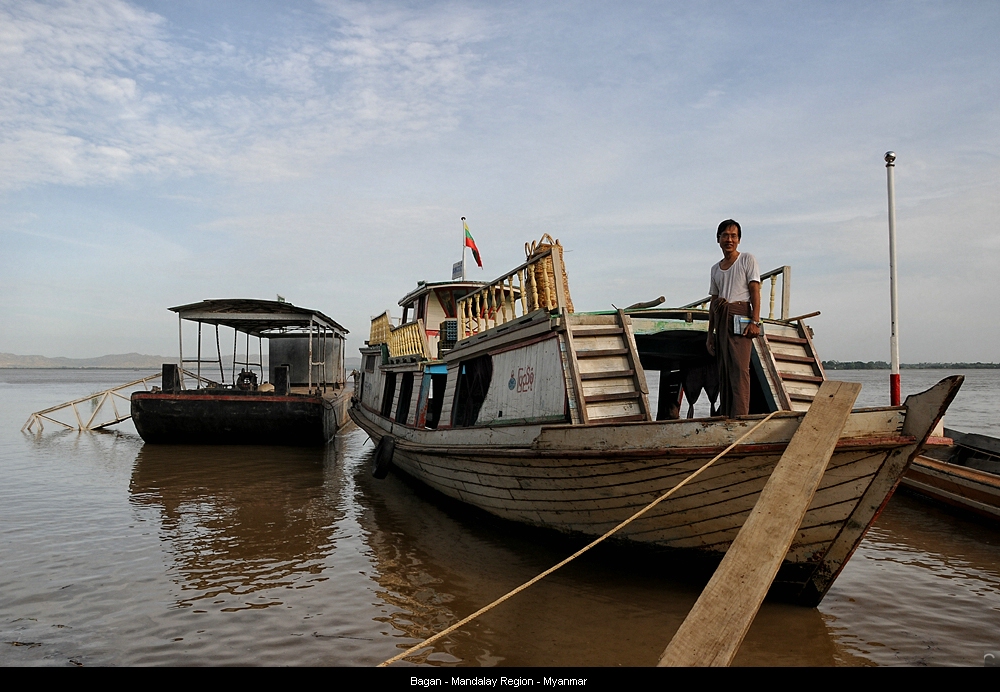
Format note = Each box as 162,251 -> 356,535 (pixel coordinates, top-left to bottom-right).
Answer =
1,0 -> 998,363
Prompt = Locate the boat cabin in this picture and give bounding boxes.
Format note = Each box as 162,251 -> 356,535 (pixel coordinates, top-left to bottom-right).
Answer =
393,280 -> 488,361
169,298 -> 349,393
356,241 -> 825,431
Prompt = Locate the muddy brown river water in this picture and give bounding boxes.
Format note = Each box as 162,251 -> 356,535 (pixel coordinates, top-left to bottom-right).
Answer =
1,369 -> 998,666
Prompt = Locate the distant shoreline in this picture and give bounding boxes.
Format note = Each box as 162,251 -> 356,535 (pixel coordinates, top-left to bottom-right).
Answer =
0,366 -> 163,370
822,361 -> 1000,370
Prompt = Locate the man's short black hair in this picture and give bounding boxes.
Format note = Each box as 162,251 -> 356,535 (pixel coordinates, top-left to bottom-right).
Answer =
717,219 -> 741,240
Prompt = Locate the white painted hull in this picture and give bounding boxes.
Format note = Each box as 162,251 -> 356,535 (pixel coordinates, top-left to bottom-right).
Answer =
350,376 -> 962,605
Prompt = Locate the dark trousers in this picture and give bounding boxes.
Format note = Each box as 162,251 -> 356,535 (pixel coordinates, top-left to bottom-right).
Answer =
715,301 -> 752,418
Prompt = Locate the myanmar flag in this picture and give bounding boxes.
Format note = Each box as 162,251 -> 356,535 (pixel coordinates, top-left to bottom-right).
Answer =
464,220 -> 483,268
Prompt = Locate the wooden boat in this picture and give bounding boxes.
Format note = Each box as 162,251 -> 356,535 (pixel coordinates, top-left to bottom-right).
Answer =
132,299 -> 351,446
902,428 -> 1000,522
348,238 -> 961,605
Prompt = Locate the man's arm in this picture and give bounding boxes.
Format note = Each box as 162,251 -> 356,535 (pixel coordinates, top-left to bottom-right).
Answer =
744,281 -> 761,337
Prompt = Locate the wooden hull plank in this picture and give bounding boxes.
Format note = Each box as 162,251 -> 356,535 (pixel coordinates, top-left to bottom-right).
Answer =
659,380 -> 860,667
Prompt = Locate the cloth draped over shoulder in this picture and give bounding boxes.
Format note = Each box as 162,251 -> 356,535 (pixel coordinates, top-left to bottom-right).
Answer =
712,299 -> 752,418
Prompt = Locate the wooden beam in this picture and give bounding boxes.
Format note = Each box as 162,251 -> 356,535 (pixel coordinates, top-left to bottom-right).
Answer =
658,380 -> 861,667
580,369 -> 635,380
575,348 -> 629,358
765,334 -> 808,345
550,249 -> 589,425
571,327 -> 625,337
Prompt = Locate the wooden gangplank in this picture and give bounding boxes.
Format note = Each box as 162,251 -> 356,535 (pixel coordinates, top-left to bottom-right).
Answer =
21,369 -> 213,433
658,380 -> 862,667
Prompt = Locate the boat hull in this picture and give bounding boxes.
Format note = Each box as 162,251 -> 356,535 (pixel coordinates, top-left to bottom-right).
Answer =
132,390 -> 350,446
349,376 -> 962,606
902,455 -> 1000,522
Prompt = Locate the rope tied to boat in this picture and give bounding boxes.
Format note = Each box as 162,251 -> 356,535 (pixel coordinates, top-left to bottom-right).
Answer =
378,410 -> 781,667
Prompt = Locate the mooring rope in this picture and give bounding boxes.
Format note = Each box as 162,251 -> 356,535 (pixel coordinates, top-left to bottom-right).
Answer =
378,410 -> 781,667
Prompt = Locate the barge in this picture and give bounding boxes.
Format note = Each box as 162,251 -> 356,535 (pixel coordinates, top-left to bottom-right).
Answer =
132,299 -> 351,446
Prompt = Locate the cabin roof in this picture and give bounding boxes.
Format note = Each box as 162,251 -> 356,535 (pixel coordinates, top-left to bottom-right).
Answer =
169,299 -> 348,337
398,280 -> 486,307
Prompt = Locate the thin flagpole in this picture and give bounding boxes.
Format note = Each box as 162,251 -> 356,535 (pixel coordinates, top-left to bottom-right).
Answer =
461,216 -> 467,281
885,151 -> 900,406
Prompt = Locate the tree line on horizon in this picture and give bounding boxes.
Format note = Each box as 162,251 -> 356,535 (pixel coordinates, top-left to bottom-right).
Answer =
822,360 -> 1000,370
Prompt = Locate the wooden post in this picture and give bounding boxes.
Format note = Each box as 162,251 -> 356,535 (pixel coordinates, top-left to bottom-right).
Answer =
518,269 -> 528,315
768,275 -> 776,320
781,266 -> 791,320
550,248 -> 588,424
528,262 -> 539,312
177,313 -> 185,390
658,380 -> 861,667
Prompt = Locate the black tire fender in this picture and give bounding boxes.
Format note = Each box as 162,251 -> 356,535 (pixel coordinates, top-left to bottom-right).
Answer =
371,436 -> 395,479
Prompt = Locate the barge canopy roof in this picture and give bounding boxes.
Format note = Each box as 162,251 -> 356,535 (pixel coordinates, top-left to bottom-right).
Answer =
397,280 -> 486,307
169,299 -> 348,337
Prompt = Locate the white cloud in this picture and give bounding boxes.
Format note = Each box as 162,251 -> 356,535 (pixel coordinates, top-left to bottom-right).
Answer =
0,0 -> 502,189
1,2 -> 999,362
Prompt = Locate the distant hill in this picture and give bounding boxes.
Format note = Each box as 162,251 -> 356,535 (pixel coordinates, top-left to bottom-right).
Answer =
1,352 -> 365,371
0,352 -> 171,369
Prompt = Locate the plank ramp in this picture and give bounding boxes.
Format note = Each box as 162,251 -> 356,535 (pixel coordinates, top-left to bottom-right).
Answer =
567,310 -> 652,424
658,380 -> 861,667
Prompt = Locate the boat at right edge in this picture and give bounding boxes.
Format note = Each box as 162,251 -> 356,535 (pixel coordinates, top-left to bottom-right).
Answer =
903,428 -> 1000,523
350,235 -> 963,606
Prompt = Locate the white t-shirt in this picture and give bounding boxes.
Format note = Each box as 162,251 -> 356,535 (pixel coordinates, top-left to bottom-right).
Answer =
710,252 -> 761,303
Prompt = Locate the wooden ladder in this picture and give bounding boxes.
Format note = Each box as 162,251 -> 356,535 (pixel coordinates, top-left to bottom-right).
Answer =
760,321 -> 826,411
564,310 -> 652,424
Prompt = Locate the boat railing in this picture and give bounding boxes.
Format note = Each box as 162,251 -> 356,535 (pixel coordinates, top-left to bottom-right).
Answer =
456,246 -> 572,340
387,319 -> 429,360
368,311 -> 392,346
680,265 -> 791,320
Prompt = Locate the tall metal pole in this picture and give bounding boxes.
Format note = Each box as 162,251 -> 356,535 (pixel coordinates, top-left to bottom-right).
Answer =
885,151 -> 901,406
177,313 -> 185,390
461,216 -> 467,281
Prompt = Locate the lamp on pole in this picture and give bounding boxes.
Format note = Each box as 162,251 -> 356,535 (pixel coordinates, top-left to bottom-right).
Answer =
885,151 -> 901,406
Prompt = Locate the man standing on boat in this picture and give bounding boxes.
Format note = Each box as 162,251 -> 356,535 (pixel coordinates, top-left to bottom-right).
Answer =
707,219 -> 761,418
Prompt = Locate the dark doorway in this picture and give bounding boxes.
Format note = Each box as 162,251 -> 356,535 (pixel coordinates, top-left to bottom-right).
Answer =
380,372 -> 397,418
452,355 -> 493,428
396,372 -> 415,424
426,373 -> 448,429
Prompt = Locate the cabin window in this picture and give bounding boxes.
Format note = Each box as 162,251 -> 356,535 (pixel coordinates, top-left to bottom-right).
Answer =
436,288 -> 474,319
416,296 -> 427,322
425,373 -> 448,429
364,354 -> 377,373
452,354 -> 493,427
380,372 -> 397,418
396,372 -> 414,424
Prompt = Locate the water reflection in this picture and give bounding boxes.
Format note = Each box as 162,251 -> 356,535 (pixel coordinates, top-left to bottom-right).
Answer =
130,442 -> 347,612
6,403 -> 998,666
350,441 -> 847,666
819,492 -> 1000,666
